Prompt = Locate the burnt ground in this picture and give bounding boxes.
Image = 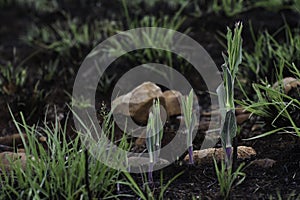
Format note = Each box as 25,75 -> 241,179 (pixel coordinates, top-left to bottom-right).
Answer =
130,134 -> 300,199
116,113 -> 300,199
0,1 -> 300,199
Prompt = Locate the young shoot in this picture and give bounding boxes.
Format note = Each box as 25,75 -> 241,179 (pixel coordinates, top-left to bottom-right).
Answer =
217,22 -> 243,170
181,90 -> 197,164
213,157 -> 246,199
145,99 -> 164,184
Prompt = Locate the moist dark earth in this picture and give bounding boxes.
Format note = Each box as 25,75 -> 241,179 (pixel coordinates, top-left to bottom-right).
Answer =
0,1 -> 300,199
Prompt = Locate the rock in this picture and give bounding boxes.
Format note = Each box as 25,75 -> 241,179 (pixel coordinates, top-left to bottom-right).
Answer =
0,152 -> 27,172
112,82 -> 165,124
0,134 -> 27,147
128,156 -> 170,167
134,129 -> 177,152
17,148 -> 26,153
0,133 -> 47,148
236,113 -> 251,125
235,105 -> 248,115
162,90 -> 182,116
234,105 -> 251,125
237,146 -> 256,158
184,146 -> 256,165
272,77 -> 300,94
202,106 -> 251,125
251,124 -> 263,132
251,158 -> 276,168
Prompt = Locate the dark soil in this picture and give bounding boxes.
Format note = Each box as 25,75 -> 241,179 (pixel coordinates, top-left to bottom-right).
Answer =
147,132 -> 300,199
0,1 -> 300,199
117,113 -> 300,199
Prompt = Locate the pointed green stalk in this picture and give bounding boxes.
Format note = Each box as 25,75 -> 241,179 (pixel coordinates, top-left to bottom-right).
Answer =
217,22 -> 243,170
181,90 -> 197,164
145,99 -> 163,184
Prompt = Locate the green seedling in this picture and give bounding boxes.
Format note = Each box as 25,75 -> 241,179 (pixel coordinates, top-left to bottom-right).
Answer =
0,56 -> 27,95
181,90 -> 197,164
145,99 -> 164,185
212,0 -> 245,17
217,22 -> 243,170
213,157 -> 246,199
123,170 -> 183,200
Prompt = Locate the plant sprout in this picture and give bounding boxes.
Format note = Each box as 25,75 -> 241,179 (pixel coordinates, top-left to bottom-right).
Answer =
213,157 -> 245,199
217,22 -> 243,169
181,90 -> 197,164
212,0 -> 245,17
146,99 -> 164,184
0,61 -> 27,95
123,170 -> 184,200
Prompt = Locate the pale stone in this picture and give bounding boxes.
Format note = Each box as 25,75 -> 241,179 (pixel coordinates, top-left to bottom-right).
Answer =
0,152 -> 27,172
272,77 -> 300,94
236,113 -> 251,125
0,133 -> 46,147
128,156 -> 170,167
184,146 -> 256,164
162,90 -> 182,117
112,82 -> 164,124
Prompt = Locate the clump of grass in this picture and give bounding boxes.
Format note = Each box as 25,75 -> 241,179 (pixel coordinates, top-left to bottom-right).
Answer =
14,0 -> 59,13
0,52 -> 56,123
270,190 -> 300,200
212,0 -> 245,17
211,0 -> 300,17
213,157 -> 246,199
38,59 -> 60,82
108,1 -> 193,75
238,24 -> 300,138
23,16 -> 121,64
238,62 -> 300,138
0,60 -> 27,95
0,110 -> 130,199
181,89 -> 197,165
122,170 -> 183,200
241,23 -> 300,85
253,0 -> 300,13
